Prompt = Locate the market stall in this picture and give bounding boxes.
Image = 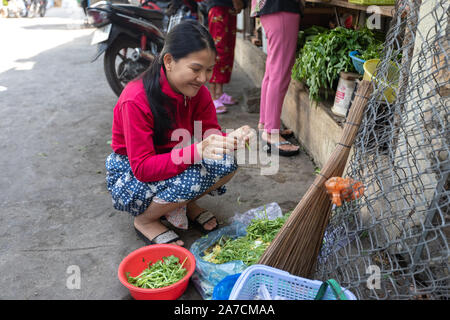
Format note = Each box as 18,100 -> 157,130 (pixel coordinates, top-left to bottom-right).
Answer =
235,0 -> 396,168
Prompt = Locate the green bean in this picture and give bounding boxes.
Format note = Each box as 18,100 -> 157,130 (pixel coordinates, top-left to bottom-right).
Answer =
202,213 -> 291,265
126,255 -> 188,289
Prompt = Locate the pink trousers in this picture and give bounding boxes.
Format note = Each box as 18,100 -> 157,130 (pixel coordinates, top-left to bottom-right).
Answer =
259,12 -> 300,133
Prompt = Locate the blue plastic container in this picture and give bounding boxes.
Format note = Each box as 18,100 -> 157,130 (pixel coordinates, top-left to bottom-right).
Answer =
212,273 -> 241,300
349,51 -> 366,75
229,265 -> 357,300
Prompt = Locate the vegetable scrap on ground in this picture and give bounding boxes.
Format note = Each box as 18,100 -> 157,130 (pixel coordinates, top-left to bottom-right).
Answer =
202,214 -> 290,266
126,255 -> 188,289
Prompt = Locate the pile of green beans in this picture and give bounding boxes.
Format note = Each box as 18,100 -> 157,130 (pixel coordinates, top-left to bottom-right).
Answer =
202,214 -> 290,266
126,255 -> 188,289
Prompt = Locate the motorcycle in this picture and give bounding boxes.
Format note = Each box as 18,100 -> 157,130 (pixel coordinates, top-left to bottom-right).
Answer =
87,0 -> 200,97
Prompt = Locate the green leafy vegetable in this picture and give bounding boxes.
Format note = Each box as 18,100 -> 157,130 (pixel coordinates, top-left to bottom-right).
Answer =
297,26 -> 329,51
357,42 -> 384,61
202,213 -> 290,266
292,27 -> 382,101
126,255 -> 188,289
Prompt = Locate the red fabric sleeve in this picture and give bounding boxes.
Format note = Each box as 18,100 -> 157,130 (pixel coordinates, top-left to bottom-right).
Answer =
121,100 -> 201,183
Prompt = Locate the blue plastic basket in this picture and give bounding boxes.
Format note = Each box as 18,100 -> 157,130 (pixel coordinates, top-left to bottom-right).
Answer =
229,265 -> 357,300
349,51 -> 366,75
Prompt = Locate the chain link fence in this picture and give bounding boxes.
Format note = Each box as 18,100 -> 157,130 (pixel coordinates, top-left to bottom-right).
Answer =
315,0 -> 449,299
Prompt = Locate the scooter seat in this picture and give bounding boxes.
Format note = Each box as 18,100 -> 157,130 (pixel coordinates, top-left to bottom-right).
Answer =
112,4 -> 164,22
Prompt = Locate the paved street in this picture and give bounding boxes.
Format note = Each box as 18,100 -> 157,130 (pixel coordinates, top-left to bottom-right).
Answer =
0,0 -> 316,299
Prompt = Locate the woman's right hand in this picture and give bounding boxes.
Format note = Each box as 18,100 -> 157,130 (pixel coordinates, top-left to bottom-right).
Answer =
196,134 -> 237,160
227,125 -> 255,149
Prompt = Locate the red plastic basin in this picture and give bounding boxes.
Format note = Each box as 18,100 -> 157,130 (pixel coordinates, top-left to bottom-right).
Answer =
118,244 -> 196,300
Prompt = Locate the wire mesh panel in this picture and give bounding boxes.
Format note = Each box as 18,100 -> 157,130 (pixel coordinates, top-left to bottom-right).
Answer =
315,0 -> 449,299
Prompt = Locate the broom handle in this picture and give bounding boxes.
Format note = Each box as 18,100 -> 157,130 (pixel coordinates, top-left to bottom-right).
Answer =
305,80 -> 373,268
315,80 -> 373,186
258,80 -> 373,276
307,80 -> 373,274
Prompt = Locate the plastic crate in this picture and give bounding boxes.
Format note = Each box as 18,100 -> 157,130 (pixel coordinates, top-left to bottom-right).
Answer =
348,0 -> 395,5
229,265 -> 357,300
349,51 -> 366,75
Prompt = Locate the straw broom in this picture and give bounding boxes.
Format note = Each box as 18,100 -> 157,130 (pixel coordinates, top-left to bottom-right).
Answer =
258,80 -> 373,277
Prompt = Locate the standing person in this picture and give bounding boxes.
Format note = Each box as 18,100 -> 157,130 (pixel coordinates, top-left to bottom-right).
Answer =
81,0 -> 88,16
205,0 -> 247,114
252,0 -> 303,156
105,20 -> 254,246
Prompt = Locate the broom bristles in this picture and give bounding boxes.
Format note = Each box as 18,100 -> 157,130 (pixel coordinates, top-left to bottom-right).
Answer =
258,80 -> 373,277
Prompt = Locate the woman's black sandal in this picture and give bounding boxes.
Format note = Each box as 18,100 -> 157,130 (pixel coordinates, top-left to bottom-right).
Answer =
263,141 -> 300,157
191,210 -> 219,233
280,129 -> 294,139
134,227 -> 181,245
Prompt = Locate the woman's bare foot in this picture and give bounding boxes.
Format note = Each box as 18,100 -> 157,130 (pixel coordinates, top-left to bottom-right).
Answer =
261,131 -> 300,153
258,123 -> 293,137
215,83 -> 223,102
134,217 -> 184,246
186,201 -> 217,231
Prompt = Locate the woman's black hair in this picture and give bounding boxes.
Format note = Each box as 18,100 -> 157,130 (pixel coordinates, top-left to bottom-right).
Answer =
142,20 -> 216,146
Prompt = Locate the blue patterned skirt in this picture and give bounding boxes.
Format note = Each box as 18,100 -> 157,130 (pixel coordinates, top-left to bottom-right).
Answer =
105,152 -> 238,216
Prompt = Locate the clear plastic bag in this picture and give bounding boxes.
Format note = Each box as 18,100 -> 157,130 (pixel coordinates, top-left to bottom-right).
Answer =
228,202 -> 283,225
190,222 -> 248,300
190,203 -> 283,300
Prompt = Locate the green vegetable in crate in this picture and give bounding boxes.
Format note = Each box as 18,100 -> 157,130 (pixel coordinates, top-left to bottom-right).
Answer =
202,214 -> 290,266
292,27 -> 381,101
357,42 -> 384,61
126,255 -> 188,289
297,26 -> 329,51
355,41 -> 402,66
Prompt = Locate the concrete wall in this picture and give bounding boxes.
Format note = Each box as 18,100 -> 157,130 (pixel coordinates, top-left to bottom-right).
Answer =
235,35 -> 344,168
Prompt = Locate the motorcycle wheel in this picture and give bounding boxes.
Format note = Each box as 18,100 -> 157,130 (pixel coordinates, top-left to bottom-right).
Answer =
104,37 -> 151,97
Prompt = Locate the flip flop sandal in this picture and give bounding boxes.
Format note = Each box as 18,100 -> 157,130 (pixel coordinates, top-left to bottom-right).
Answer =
280,129 -> 294,139
134,227 -> 181,245
190,210 -> 219,233
218,93 -> 237,105
263,141 -> 300,157
214,99 -> 228,114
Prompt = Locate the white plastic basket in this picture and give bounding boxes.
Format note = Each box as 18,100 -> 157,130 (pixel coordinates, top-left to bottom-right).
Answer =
229,265 -> 357,300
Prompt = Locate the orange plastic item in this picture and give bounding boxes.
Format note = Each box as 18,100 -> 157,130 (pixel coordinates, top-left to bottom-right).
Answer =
342,179 -> 365,202
324,177 -> 347,207
325,177 -> 364,207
